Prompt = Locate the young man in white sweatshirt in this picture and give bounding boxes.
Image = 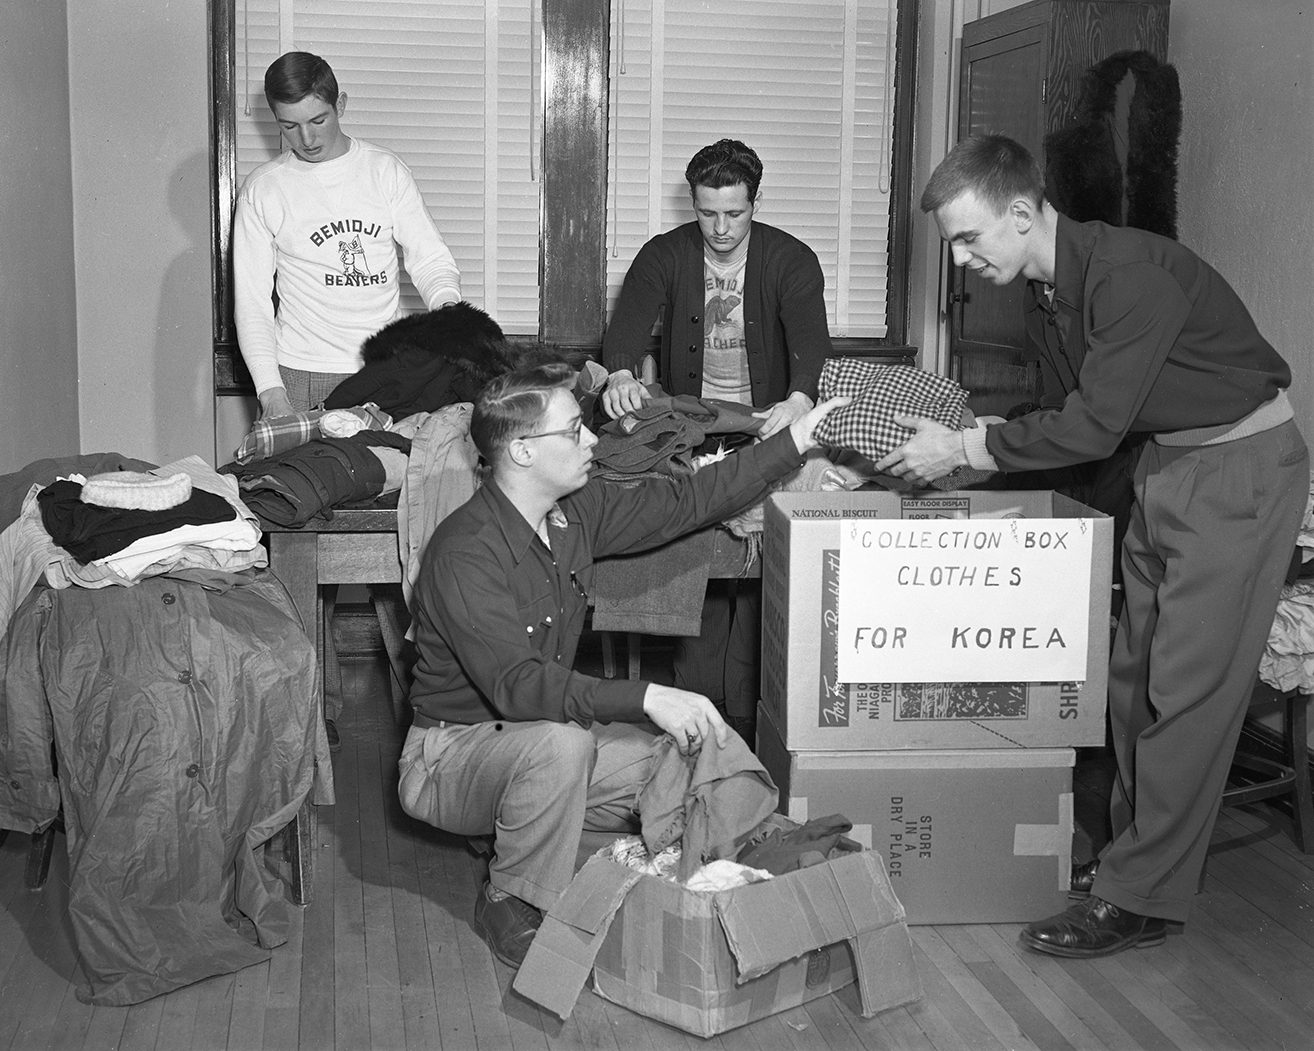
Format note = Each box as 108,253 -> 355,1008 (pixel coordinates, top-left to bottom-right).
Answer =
233,51 -> 462,419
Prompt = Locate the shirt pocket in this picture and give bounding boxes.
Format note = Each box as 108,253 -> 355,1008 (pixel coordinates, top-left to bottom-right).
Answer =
516,588 -> 559,647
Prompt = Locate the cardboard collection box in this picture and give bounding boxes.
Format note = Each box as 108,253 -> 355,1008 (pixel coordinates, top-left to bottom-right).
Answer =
513,844 -> 922,1037
760,489 -> 1113,751
757,704 -> 1075,925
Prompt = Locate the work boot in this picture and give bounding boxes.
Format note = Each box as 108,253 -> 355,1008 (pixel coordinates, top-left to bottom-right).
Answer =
472,882 -> 542,968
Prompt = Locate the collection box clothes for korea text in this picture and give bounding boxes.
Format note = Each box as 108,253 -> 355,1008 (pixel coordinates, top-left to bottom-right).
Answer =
758,704 -> 1075,925
760,490 -> 1113,750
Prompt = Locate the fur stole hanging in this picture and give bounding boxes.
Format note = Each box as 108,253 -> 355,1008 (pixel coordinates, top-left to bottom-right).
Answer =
1044,50 -> 1181,239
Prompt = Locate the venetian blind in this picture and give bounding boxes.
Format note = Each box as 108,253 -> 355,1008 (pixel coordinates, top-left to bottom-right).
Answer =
605,0 -> 897,338
233,0 -> 543,334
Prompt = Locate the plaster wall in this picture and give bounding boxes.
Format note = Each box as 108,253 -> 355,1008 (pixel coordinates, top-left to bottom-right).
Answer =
0,2 -> 80,474
67,2 -> 215,467
1169,0 -> 1313,445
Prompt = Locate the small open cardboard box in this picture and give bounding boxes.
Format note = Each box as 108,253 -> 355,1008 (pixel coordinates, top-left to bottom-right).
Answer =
513,839 -> 921,1037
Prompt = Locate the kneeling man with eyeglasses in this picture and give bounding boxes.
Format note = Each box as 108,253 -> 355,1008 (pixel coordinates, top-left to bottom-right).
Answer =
398,361 -> 845,968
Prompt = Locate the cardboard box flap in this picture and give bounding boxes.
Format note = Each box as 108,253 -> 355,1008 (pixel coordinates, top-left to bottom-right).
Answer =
512,856 -> 643,1020
715,851 -> 907,983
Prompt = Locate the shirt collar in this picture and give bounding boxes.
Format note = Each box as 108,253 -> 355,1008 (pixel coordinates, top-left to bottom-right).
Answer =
1026,212 -> 1084,317
482,477 -> 543,565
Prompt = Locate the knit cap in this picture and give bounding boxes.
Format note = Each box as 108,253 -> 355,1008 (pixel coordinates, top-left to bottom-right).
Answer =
80,470 -> 193,511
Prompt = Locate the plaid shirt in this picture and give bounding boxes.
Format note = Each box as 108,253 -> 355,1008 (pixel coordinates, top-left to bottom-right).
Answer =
813,359 -> 994,490
233,404 -> 392,465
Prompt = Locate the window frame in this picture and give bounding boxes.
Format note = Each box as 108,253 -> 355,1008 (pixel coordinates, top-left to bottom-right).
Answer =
209,0 -> 919,396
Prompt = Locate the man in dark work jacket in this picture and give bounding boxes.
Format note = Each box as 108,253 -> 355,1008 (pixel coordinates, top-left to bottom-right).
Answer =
397,361 -> 845,968
599,138 -> 835,740
879,134 -> 1309,958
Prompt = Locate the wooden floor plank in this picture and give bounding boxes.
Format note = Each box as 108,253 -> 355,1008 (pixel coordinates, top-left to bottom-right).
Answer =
1113,940 -> 1263,1051
1023,954 -> 1178,1051
434,822 -> 516,1051
330,736 -> 370,1051
151,978 -> 201,1051
1075,951 -> 1209,1051
296,798 -> 336,1050
357,744 -> 407,1051
914,927 -> 1043,1051
189,972 -> 236,1051
13,652 -> 1314,1051
1,851 -> 80,1051
905,933 -> 1010,1051
261,891 -> 304,1050
805,989 -> 914,1051
410,823 -> 480,1050
977,924 -> 1147,1051
40,980 -> 94,1051
77,1004 -> 130,1051
377,746 -> 447,1051
1186,883 -> 1314,1021
963,924 -> 1111,1051
896,1000 -> 977,1051
114,996 -> 167,1051
1152,915 -> 1314,1051
227,959 -> 270,1051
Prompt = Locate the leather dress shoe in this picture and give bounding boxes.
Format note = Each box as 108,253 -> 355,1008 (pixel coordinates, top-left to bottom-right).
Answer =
1019,896 -> 1167,958
1070,857 -> 1098,898
473,882 -> 542,968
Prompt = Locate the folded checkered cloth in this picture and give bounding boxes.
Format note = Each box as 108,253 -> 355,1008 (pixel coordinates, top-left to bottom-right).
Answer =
813,358 -> 995,490
234,403 -> 393,465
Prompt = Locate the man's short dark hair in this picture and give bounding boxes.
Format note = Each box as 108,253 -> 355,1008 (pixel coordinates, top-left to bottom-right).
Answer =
265,51 -> 340,109
919,134 -> 1046,215
685,139 -> 763,200
472,362 -> 579,464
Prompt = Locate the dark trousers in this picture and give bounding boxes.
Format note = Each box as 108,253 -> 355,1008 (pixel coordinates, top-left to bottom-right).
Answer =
672,578 -> 761,719
1092,422 -> 1308,922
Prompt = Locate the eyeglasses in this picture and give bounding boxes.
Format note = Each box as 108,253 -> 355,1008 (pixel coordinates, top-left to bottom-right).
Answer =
518,417 -> 584,445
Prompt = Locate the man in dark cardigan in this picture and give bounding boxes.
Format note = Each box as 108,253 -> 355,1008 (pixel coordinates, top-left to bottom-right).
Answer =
879,134 -> 1308,959
599,139 -> 835,740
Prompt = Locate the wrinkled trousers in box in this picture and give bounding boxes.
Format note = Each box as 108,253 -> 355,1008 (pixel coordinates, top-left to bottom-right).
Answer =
1092,421 -> 1308,922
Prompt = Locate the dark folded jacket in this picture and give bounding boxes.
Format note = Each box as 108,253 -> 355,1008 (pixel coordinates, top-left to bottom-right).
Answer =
220,432 -> 412,528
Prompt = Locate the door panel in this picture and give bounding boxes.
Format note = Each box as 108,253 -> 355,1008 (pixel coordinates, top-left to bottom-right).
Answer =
950,25 -> 1047,412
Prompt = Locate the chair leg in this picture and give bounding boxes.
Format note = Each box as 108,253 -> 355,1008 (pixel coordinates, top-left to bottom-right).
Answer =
1287,691 -> 1314,853
600,631 -> 616,678
25,825 -> 57,890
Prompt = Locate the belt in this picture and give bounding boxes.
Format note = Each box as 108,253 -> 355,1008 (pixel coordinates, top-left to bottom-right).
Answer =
1155,389 -> 1293,447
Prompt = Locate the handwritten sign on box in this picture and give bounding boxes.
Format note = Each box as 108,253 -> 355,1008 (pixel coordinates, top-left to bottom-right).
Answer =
837,518 -> 1093,683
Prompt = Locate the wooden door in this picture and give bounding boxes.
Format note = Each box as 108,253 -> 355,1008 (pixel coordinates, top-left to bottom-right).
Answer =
950,19 -> 1049,417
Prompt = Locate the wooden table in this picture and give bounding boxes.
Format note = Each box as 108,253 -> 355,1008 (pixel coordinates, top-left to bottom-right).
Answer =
263,506 -> 755,688
264,506 -> 410,725
264,506 -> 408,908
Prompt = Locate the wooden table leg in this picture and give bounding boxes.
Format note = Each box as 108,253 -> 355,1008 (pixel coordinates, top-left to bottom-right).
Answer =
288,800 -> 316,906
269,532 -> 322,905
25,825 -> 57,890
